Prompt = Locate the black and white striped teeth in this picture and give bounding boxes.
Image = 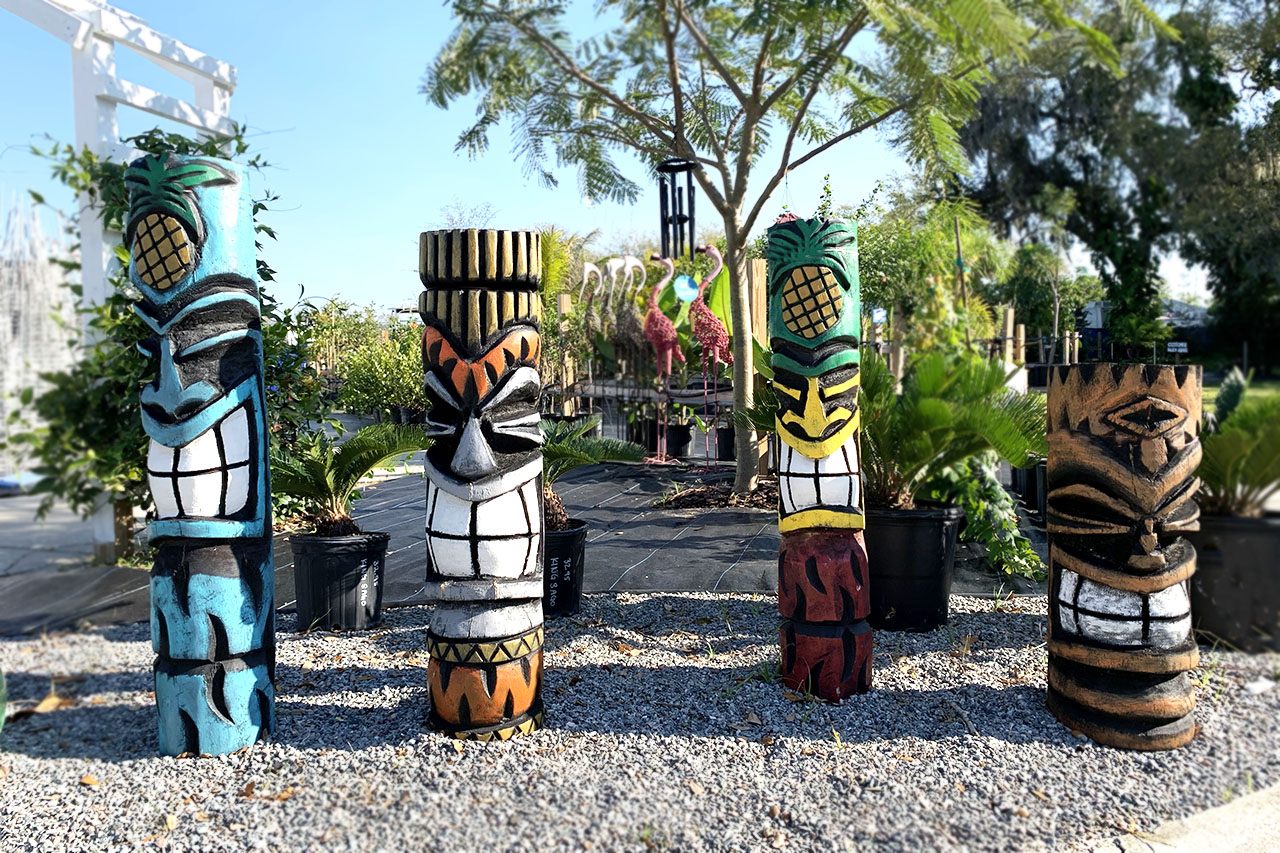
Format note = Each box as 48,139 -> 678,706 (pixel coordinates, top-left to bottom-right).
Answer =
1056,569 -> 1192,648
777,439 -> 861,516
147,406 -> 250,519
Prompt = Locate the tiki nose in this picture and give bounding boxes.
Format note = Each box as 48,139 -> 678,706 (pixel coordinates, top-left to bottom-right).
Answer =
1139,518 -> 1158,553
1127,518 -> 1166,572
450,416 -> 498,481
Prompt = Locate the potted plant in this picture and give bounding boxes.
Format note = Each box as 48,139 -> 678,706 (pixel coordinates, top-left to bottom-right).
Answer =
272,423 -> 432,630
541,415 -> 646,616
860,351 -> 1046,631
1188,395 -> 1280,651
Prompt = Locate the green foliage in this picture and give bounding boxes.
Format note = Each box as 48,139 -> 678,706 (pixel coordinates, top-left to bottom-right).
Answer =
924,451 -> 1045,581
339,320 -> 428,417
271,423 -> 432,526
860,350 -> 1046,510
423,0 -> 1143,491
309,300 -> 383,376
959,11 -> 1180,351
7,125 -> 335,523
5,286 -> 151,517
991,243 -> 1104,339
1198,396 -> 1280,517
1206,365 -> 1252,432
849,180 -> 1010,313
540,416 -> 645,485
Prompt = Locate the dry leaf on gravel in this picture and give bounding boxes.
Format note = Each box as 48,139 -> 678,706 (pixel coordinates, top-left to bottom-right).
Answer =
163,814 -> 178,830
685,779 -> 705,796
237,781 -> 256,798
79,774 -> 101,787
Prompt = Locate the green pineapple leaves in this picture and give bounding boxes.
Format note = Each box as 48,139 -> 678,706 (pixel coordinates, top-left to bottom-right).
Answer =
123,155 -> 234,244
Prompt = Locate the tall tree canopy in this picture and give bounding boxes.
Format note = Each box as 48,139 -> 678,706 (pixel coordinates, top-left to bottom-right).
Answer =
424,0 -> 1155,490
961,0 -> 1279,367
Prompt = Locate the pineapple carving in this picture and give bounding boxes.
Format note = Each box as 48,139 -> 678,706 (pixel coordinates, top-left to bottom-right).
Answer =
124,156 -> 235,291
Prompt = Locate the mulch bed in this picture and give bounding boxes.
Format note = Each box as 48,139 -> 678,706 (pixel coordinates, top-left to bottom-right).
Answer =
653,476 -> 778,510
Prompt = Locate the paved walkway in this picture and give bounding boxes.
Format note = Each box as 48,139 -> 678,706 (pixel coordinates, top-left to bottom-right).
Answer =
0,462 -> 1041,636
1100,783 -> 1280,852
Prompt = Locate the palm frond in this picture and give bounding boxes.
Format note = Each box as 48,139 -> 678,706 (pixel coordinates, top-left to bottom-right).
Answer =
540,418 -> 645,484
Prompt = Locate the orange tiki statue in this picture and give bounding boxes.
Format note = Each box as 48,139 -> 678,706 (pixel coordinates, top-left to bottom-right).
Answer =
419,229 -> 546,741
1046,364 -> 1202,750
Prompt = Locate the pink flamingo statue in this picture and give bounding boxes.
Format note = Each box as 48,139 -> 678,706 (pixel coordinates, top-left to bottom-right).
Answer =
693,245 -> 733,462
644,254 -> 683,459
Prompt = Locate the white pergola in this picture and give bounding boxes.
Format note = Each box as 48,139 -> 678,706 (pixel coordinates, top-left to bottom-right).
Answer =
0,0 -> 238,559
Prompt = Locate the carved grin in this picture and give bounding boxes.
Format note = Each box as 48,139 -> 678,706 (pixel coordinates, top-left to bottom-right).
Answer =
777,439 -> 863,532
147,404 -> 252,519
1055,568 -> 1192,648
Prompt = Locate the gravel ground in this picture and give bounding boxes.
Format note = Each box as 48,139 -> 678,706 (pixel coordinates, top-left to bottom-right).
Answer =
2,594 -> 1278,852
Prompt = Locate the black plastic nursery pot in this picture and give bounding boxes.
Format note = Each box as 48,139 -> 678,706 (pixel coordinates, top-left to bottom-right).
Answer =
290,532 -> 390,631
716,426 -> 736,461
628,418 -> 659,453
666,423 -> 694,458
864,503 -> 965,632
544,519 -> 589,617
1186,513 -> 1280,653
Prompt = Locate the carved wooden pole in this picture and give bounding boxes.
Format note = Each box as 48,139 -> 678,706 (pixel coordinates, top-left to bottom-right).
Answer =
127,155 -> 274,755
767,216 -> 871,700
1046,364 -> 1202,750
419,229 -> 546,741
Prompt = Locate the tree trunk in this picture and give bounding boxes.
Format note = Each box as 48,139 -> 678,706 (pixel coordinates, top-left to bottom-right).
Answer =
722,217 -> 758,494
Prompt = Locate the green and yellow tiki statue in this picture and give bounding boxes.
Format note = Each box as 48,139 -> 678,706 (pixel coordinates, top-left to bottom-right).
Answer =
767,215 -> 872,700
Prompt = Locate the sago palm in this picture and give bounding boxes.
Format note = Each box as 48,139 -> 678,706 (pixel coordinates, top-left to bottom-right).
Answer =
272,423 -> 432,535
1198,397 -> 1280,518
541,415 -> 645,530
861,351 -> 1046,510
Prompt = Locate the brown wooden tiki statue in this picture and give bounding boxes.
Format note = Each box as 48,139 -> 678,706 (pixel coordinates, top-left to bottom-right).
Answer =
1046,364 -> 1202,750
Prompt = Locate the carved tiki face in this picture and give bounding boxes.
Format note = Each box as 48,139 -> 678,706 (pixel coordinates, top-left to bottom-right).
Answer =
126,155 -> 266,540
766,217 -> 863,532
419,230 -> 545,582
1047,364 -> 1202,654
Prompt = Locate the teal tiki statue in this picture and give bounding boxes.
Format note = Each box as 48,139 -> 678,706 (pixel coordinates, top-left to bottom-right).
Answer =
766,215 -> 872,700
126,155 -> 274,756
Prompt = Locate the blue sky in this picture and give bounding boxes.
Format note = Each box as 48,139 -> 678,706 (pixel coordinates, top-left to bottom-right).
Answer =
0,1 -> 1202,309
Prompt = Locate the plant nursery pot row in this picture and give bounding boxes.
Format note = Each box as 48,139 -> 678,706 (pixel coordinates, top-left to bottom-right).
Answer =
1186,513 -> 1280,653
865,502 -> 966,632
627,418 -> 736,461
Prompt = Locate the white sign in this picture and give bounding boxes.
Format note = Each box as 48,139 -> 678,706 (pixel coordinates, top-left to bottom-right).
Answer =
1167,341 -> 1189,354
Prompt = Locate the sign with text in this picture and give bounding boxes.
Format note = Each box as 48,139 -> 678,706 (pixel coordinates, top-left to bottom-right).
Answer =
1167,341 -> 1189,354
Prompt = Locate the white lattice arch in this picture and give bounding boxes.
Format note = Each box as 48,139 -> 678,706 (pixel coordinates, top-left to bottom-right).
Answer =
0,0 -> 238,557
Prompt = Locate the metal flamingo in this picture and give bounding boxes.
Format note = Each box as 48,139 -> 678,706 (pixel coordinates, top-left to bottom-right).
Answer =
645,254 -> 684,459
614,256 -> 649,377
693,245 -> 732,462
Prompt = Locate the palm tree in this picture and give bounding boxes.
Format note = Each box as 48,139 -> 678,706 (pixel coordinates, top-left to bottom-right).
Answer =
861,351 -> 1046,510
540,416 -> 645,530
271,423 -> 432,535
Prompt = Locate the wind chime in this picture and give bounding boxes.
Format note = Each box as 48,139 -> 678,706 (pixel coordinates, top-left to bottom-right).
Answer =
647,159 -> 700,459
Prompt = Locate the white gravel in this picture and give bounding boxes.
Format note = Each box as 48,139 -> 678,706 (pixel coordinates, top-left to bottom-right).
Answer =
2,594 -> 1278,852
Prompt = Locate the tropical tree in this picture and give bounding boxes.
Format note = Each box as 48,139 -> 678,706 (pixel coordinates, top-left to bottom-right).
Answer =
423,0 -> 1150,491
